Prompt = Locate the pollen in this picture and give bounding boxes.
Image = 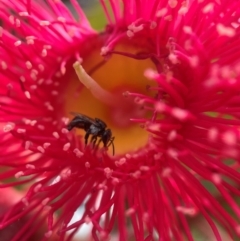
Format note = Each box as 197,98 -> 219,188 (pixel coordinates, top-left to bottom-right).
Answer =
19,11 -> 29,17
53,132 -> 60,139
63,142 -> 71,151
34,183 -> 42,193
45,231 -> 53,238
3,123 -> 15,132
14,40 -> 21,46
222,131 -> 237,145
1,61 -> 7,69
17,128 -> 26,133
168,0 -> 178,8
85,162 -> 90,168
212,174 -> 222,185
202,3 -> 214,13
216,23 -> 236,37
39,20 -> 50,26
167,130 -> 177,141
22,197 -> 29,206
125,208 -> 136,216
24,91 -> 31,99
15,171 -> 24,178
41,198 -> 50,206
176,206 -> 197,216
73,148 -> 83,158
43,142 -> 51,148
104,168 -> 113,178
162,168 -> 172,177
37,146 -> 45,153
25,141 -> 32,150
171,107 -> 189,121
26,164 -> 35,170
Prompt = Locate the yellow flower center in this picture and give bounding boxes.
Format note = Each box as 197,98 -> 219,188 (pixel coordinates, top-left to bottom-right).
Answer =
65,44 -> 156,155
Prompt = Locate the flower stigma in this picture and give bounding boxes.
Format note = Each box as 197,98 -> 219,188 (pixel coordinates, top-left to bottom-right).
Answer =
73,61 -> 119,105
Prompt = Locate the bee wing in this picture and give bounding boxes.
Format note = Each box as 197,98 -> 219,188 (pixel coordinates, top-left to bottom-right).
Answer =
69,112 -> 96,125
67,112 -> 96,131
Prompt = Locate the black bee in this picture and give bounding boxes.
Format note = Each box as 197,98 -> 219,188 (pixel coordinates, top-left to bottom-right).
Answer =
67,112 -> 115,155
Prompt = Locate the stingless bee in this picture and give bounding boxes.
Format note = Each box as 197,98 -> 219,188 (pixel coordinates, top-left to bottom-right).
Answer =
67,112 -> 115,155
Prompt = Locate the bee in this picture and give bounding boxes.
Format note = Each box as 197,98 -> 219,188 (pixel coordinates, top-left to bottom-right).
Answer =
67,112 -> 115,155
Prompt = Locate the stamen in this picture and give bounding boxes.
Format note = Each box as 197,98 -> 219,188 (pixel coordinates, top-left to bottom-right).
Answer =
73,61 -> 119,106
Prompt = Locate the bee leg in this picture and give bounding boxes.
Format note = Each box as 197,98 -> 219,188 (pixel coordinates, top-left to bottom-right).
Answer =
107,137 -> 115,156
90,135 -> 98,148
91,136 -> 100,155
84,131 -> 90,146
96,138 -> 102,149
94,138 -> 105,154
107,137 -> 115,147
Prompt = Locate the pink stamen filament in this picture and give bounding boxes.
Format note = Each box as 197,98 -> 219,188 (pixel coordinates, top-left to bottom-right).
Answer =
110,50 -> 168,61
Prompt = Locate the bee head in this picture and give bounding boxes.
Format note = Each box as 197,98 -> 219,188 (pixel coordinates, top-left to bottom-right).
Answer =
102,129 -> 115,155
102,129 -> 112,146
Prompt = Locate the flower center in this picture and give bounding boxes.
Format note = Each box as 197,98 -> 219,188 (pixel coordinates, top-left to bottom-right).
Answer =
64,44 -> 156,155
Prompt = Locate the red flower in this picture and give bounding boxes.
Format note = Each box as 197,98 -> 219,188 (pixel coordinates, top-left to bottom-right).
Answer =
0,0 -> 240,240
